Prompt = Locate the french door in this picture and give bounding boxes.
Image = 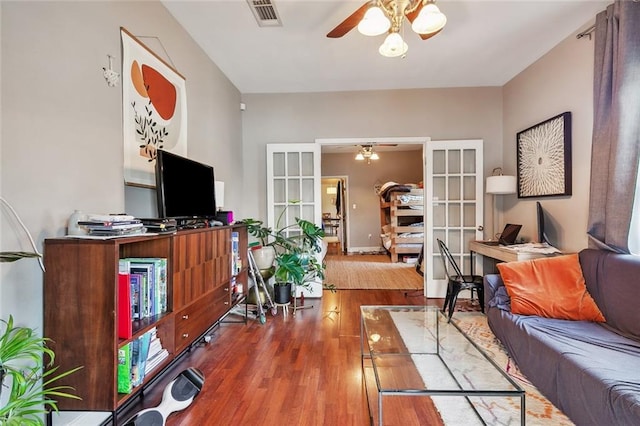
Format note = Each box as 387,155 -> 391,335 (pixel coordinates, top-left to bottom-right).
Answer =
266,143 -> 323,297
425,140 -> 484,298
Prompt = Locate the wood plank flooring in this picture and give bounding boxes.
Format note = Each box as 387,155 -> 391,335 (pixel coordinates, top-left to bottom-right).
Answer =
118,290 -> 443,425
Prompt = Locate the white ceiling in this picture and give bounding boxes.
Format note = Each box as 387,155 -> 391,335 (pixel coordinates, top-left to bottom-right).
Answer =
161,0 -> 607,95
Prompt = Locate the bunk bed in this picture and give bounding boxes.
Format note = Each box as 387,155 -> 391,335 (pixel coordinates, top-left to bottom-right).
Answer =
379,182 -> 424,263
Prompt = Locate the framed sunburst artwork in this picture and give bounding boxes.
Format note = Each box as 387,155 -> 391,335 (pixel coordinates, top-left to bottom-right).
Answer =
516,112 -> 572,198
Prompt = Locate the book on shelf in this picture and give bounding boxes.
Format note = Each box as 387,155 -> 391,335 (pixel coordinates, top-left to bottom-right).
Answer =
117,260 -> 132,339
78,220 -> 142,227
117,343 -> 132,394
231,231 -> 241,276
88,226 -> 146,237
79,216 -> 146,236
144,326 -> 168,374
87,213 -> 136,222
119,328 -> 167,392
129,263 -> 154,319
130,338 -> 141,387
130,273 -> 143,320
137,331 -> 152,385
129,258 -> 168,316
145,349 -> 169,375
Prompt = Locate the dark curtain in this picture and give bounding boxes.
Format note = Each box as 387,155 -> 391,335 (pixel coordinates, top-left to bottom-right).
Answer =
335,180 -> 342,216
587,0 -> 640,253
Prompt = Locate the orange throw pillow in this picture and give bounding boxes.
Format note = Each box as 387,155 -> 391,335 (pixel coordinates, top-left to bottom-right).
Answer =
496,254 -> 605,322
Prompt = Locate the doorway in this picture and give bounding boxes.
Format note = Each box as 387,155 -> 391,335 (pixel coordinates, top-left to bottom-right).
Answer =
321,176 -> 347,254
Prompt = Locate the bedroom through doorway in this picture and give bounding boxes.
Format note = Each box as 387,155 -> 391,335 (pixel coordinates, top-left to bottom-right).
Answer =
319,138 -> 427,291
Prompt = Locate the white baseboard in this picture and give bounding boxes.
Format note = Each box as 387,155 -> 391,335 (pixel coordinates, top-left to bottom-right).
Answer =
347,246 -> 386,254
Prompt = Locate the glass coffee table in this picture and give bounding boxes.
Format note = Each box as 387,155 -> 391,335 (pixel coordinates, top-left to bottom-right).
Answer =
361,306 -> 525,425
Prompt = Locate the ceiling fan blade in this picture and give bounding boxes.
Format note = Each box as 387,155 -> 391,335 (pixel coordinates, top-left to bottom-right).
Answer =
404,1 -> 424,24
326,2 -> 370,38
417,28 -> 442,40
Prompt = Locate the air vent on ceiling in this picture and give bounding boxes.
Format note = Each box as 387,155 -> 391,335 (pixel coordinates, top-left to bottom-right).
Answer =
247,0 -> 282,27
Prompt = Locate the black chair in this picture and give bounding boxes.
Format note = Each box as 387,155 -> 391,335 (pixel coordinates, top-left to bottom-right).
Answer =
436,239 -> 484,322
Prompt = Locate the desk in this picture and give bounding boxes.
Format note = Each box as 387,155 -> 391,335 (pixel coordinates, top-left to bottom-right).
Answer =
469,240 -> 559,274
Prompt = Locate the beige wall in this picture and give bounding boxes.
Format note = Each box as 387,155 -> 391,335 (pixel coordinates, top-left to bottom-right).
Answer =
0,2 -> 242,325
322,150 -> 423,250
502,22 -> 596,253
241,88 -> 504,227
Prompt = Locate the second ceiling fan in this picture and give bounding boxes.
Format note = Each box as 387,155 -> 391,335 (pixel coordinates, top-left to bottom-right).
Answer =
326,0 -> 447,57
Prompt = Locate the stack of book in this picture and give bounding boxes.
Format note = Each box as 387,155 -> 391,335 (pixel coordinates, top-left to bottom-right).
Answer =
118,257 -> 168,340
79,214 -> 145,236
117,327 -> 169,394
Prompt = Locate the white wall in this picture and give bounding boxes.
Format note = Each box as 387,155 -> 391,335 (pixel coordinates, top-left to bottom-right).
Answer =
0,1 -> 242,327
502,21 -> 597,253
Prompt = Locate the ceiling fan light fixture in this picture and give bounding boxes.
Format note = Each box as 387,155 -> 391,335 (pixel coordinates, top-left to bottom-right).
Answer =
411,3 -> 447,35
370,152 -> 380,160
379,32 -> 408,58
357,6 -> 391,36
355,152 -> 365,160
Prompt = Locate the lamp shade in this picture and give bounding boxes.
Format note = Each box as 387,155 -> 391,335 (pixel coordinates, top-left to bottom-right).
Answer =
215,180 -> 225,209
486,175 -> 516,195
379,32 -> 408,57
411,3 -> 447,34
357,6 -> 391,36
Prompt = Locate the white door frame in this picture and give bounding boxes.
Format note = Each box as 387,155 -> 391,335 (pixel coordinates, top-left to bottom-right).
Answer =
316,136 -> 430,293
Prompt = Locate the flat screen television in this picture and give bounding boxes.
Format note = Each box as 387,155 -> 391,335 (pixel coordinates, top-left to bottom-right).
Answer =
155,149 -> 216,219
536,201 -> 552,245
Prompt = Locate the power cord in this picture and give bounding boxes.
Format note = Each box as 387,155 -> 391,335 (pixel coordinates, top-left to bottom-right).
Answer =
0,196 -> 45,272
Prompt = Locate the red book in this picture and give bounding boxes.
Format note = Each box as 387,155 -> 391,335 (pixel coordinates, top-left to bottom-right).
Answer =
118,260 -> 132,339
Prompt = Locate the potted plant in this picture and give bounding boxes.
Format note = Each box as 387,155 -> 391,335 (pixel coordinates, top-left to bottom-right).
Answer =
242,202 -> 333,304
0,252 -> 82,425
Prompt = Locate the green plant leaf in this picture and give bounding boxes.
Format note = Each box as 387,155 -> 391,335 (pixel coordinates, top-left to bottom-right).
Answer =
0,252 -> 41,263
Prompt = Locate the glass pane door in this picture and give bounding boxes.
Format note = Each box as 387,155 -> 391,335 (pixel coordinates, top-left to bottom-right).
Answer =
266,143 -> 322,297
425,140 -> 484,298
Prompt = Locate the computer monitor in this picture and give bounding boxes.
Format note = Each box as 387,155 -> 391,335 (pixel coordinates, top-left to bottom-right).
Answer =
537,202 -> 552,245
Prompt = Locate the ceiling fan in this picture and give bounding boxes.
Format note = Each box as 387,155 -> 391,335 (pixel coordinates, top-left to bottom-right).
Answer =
326,0 -> 446,57
356,145 -> 379,164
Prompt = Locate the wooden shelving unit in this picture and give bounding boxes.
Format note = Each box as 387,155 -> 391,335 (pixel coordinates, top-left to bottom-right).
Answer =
43,224 -> 248,416
380,189 -> 424,262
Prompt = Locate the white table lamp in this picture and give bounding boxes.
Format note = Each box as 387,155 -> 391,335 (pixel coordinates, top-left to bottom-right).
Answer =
215,181 -> 225,211
486,168 -> 516,239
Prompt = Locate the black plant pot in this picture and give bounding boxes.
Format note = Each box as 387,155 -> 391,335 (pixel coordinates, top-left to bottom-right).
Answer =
273,283 -> 292,304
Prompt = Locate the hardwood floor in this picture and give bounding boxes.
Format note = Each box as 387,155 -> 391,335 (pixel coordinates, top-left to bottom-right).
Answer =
118,290 -> 443,425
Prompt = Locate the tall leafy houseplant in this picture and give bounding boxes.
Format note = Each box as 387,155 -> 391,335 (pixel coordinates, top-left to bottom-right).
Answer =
243,202 -> 333,300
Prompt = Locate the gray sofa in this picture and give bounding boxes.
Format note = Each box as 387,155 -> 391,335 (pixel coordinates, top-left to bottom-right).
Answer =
484,248 -> 640,425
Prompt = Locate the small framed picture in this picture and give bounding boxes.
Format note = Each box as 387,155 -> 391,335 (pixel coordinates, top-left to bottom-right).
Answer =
517,112 -> 572,198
